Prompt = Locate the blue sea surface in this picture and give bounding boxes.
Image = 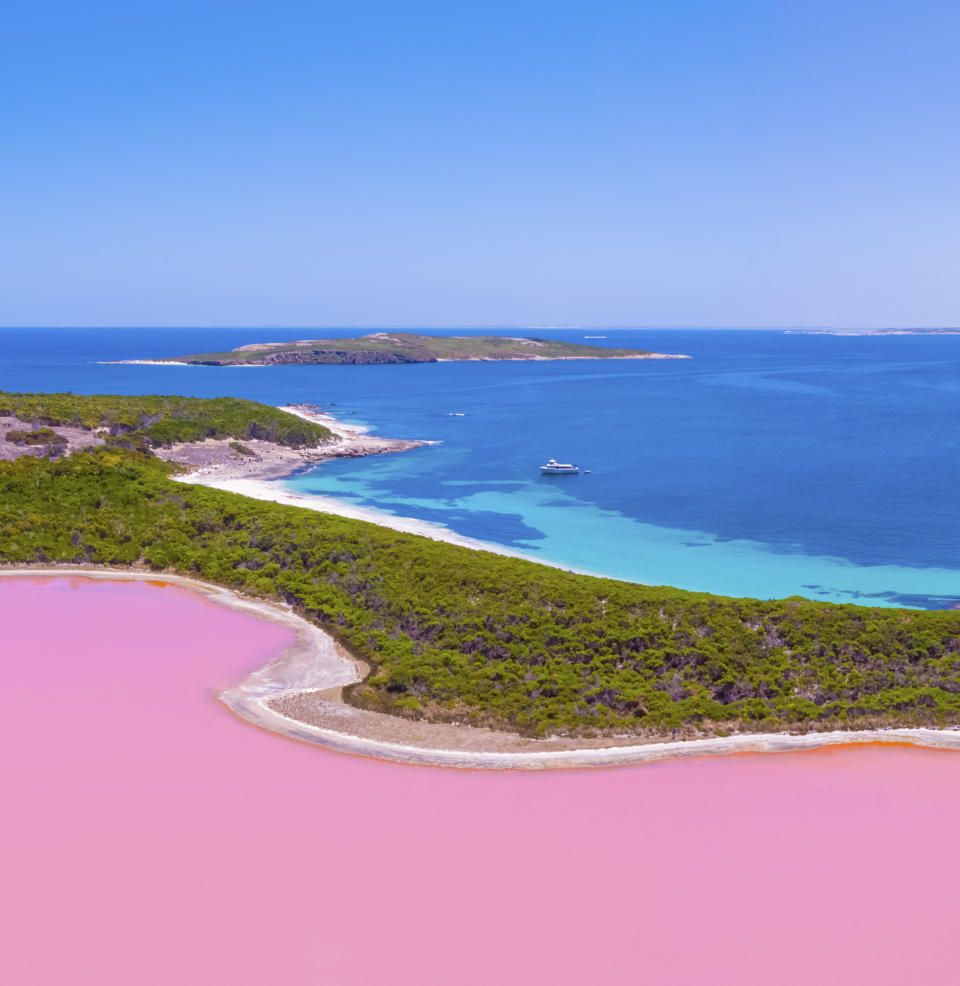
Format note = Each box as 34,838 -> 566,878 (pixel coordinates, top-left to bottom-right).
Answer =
2,326 -> 958,608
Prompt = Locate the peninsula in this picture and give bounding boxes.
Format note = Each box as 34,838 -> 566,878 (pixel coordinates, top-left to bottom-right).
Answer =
3,388 -> 960,760
0,391 -> 419,477
136,332 -> 690,365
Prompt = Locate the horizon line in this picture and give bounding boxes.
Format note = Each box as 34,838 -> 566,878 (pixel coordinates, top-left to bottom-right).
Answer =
2,323 -> 959,332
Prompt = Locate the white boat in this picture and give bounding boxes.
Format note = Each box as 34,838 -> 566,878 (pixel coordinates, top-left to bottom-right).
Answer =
540,458 -> 579,475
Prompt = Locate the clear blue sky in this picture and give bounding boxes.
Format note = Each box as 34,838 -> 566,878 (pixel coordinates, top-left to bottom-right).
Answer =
3,0 -> 959,327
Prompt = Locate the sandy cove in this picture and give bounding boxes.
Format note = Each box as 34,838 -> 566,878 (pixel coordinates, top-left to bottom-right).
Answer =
5,566 -> 960,770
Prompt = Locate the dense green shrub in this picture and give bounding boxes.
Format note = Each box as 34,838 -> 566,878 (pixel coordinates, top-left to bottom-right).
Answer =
0,391 -> 329,448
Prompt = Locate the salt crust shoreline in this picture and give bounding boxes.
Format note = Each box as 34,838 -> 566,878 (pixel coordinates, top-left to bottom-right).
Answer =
3,566 -> 960,770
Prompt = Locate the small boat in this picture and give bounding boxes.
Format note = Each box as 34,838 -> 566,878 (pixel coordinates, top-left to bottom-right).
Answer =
540,458 -> 579,475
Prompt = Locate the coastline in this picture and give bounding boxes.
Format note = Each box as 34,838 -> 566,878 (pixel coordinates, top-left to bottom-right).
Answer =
167,406 -> 960,608
96,359 -> 194,365
432,352 -> 691,361
108,353 -> 692,366
181,473 -> 602,572
157,404 -> 427,484
3,566 -> 960,769
173,404 -> 604,573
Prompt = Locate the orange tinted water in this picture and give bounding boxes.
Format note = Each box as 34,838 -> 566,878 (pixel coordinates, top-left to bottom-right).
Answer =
3,576 -> 958,984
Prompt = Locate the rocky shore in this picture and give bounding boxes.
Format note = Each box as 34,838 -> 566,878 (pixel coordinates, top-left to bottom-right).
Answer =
155,404 -> 426,482
0,415 -> 105,461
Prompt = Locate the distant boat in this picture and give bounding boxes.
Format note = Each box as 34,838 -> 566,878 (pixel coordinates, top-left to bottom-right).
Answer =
540,458 -> 579,475
584,335 -> 606,339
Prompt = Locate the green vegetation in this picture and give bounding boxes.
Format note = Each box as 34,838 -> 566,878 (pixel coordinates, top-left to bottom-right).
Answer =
5,427 -> 67,446
2,441 -> 959,740
159,332 -> 676,365
0,391 -> 330,448
229,441 -> 255,456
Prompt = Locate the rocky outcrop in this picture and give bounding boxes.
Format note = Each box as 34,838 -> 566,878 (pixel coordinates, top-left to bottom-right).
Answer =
0,416 -> 105,462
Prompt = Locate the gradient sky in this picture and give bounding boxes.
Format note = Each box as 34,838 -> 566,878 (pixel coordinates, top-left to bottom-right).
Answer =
3,0 -> 959,327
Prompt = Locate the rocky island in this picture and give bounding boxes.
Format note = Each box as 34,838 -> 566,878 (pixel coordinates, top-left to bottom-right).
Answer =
136,332 -> 690,365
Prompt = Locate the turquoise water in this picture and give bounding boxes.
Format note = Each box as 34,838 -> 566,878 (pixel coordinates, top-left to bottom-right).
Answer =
290,467 -> 960,606
2,327 -> 958,607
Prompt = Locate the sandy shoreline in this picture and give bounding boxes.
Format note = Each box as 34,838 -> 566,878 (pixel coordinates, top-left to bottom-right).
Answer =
181,473 -> 599,570
3,566 -> 960,769
175,404 -> 604,574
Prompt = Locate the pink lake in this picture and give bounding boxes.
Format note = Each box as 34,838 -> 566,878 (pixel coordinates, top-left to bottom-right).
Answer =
2,575 -> 958,985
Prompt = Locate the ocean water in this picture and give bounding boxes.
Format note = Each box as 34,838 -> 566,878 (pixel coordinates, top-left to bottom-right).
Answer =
2,326 -> 958,607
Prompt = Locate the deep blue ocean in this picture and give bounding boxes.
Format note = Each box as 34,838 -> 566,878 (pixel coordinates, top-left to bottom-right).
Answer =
2,327 -> 958,609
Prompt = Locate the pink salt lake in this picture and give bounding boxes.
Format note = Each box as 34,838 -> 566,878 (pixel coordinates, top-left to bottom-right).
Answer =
3,576 -> 958,985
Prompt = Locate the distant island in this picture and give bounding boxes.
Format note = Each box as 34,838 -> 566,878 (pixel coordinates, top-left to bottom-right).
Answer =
126,332 -> 690,366
785,328 -> 960,336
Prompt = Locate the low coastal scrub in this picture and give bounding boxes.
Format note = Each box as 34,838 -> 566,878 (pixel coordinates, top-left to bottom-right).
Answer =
2,445 -> 960,739
0,391 -> 330,448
